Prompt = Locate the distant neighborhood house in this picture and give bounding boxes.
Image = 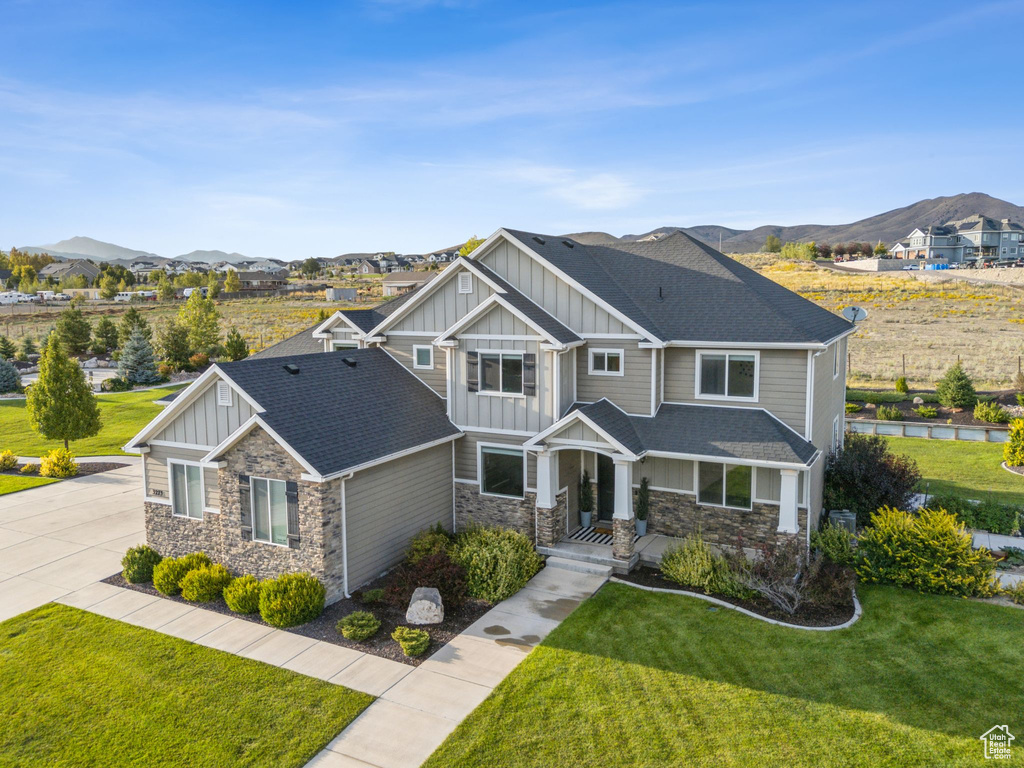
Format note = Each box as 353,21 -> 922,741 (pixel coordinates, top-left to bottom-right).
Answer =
382,271 -> 435,296
889,215 -> 1024,262
39,259 -> 102,281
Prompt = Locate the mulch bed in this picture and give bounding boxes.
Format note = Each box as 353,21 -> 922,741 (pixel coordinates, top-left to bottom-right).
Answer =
2,462 -> 128,478
616,566 -> 856,628
1003,463 -> 1024,477
848,390 -> 1022,427
103,571 -> 492,666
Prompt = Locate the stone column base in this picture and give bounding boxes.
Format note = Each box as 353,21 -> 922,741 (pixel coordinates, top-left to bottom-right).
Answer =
612,517 -> 635,561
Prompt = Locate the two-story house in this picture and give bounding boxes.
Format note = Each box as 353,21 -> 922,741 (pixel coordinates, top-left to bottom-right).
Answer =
890,216 -> 1024,262
126,228 -> 853,604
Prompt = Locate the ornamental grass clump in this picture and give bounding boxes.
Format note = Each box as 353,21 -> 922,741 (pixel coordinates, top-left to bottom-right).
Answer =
659,532 -> 748,598
181,564 -> 233,602
856,506 -> 999,597
451,525 -> 542,603
259,572 -> 325,628
392,626 -> 430,657
973,400 -> 1010,424
224,574 -> 262,614
876,404 -> 902,421
121,544 -> 162,584
338,611 -> 380,642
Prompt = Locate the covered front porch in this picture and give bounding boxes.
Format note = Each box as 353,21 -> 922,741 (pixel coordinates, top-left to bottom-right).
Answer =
527,399 -> 817,571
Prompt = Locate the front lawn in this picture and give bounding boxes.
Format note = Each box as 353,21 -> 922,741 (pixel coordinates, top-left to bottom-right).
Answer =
0,474 -> 59,495
425,584 -> 1024,768
0,384 -> 185,457
0,603 -> 371,767
884,435 -> 1024,505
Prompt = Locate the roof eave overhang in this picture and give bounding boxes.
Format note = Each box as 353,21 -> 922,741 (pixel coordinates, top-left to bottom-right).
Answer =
312,310 -> 366,339
314,431 -> 465,483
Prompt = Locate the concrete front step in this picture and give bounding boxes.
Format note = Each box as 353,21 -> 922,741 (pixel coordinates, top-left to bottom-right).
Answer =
543,556 -> 613,578
538,542 -> 637,574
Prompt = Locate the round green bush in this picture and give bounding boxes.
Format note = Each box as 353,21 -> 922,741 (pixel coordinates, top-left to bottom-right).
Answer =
391,626 -> 430,657
152,552 -> 212,596
258,572 -> 325,628
451,526 -> 543,603
121,544 -> 163,584
406,523 -> 452,564
338,611 -> 381,641
0,449 -> 17,471
224,574 -> 262,614
180,564 -> 233,602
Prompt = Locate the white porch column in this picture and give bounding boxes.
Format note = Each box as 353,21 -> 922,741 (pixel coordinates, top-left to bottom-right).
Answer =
536,449 -> 558,510
613,458 -> 633,520
778,468 -> 800,534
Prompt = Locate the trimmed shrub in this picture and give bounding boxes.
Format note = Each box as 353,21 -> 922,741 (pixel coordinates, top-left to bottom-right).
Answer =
845,402 -> 862,414
660,532 -> 748,598
391,626 -> 430,657
224,574 -> 262,614
876,404 -> 902,421
406,523 -> 452,565
929,493 -> 1021,536
894,376 -> 908,395
1004,419 -> 1024,467
259,572 -> 325,628
188,352 -> 210,370
121,544 -> 162,583
0,449 -> 18,471
100,376 -> 132,392
19,463 -> 36,475
824,433 -> 920,528
360,588 -> 385,605
451,526 -> 543,604
152,552 -> 212,596
39,447 -> 79,478
338,611 -> 380,641
935,362 -> 976,409
387,551 -> 468,609
913,406 -> 938,418
181,564 -> 233,602
810,523 -> 856,566
856,507 -> 999,597
973,400 -> 1010,424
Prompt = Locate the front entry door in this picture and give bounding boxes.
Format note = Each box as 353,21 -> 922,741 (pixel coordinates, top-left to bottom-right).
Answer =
596,454 -> 615,522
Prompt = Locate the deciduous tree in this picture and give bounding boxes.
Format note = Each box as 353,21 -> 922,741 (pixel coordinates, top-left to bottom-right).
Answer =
762,234 -> 782,253
224,270 -> 241,293
178,291 -> 220,356
26,332 -> 101,450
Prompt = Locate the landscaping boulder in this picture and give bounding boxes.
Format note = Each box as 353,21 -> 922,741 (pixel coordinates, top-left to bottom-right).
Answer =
406,587 -> 444,625
913,396 -> 924,405
82,357 -> 98,369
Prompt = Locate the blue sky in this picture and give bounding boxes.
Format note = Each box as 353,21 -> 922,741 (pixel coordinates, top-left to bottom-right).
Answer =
2,0 -> 1023,258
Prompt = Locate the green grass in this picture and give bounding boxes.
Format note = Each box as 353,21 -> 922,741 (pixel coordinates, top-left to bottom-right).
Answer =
424,584 -> 1024,768
884,435 -> 1024,505
0,474 -> 58,495
0,384 -> 185,457
846,387 -> 910,404
0,604 -> 372,767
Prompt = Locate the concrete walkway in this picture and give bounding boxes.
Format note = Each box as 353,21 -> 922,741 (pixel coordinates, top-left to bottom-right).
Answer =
0,462 -> 144,622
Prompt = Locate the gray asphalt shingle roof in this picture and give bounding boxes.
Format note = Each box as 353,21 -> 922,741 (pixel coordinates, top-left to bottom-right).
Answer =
249,324 -> 324,359
501,228 -> 853,345
565,399 -> 817,466
216,348 -> 460,477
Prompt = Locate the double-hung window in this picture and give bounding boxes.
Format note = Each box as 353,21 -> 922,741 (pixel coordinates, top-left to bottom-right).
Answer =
589,349 -> 623,376
480,447 -> 525,498
250,477 -> 289,546
480,352 -> 523,395
170,462 -> 204,519
697,351 -> 757,400
697,462 -> 752,510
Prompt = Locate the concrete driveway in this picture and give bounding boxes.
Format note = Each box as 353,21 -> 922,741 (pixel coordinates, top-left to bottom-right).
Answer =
0,461 -> 143,622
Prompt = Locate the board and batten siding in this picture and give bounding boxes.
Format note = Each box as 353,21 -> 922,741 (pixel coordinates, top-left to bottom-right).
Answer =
144,444 -> 218,510
575,341 -> 652,416
153,380 -> 257,448
479,240 -> 636,336
460,302 -> 537,337
631,455 -> 694,493
558,349 -> 575,415
662,347 -> 808,433
344,443 -> 453,589
388,266 -> 493,334
454,432 -> 536,489
449,339 -> 553,433
382,335 -> 447,396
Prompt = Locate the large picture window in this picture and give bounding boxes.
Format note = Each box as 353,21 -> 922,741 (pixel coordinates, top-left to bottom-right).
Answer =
480,446 -> 525,498
251,477 -> 288,546
697,351 -> 757,400
170,462 -> 204,519
480,352 -> 523,395
697,461 -> 752,510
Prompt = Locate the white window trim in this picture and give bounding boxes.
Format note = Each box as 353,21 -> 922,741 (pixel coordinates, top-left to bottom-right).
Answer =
167,460 -> 205,520
331,340 -> 358,351
457,272 -> 473,294
477,442 -> 527,499
694,460 -> 753,511
216,380 -> 233,407
832,343 -> 839,379
413,344 -> 434,370
476,349 -> 526,398
588,348 -> 624,377
694,349 -> 760,403
832,414 -> 841,452
249,475 -> 290,548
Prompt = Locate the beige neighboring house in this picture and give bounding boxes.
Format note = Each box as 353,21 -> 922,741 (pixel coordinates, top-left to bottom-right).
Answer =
382,271 -> 436,296
126,227 -> 853,604
39,259 -> 102,281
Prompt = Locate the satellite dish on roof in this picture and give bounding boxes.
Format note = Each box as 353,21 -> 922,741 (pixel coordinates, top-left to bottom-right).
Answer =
842,306 -> 868,323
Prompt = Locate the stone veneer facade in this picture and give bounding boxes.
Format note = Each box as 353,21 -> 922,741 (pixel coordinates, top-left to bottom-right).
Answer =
144,427 -> 348,604
454,483 -> 538,542
643,488 -> 798,550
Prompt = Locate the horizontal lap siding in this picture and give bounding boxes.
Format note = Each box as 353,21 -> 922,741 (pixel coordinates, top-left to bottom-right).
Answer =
663,348 -> 807,434
455,432 -> 536,488
382,336 -> 447,396
154,381 -> 256,448
389,268 -> 493,333
344,444 -> 453,589
575,342 -> 652,415
145,445 -> 217,509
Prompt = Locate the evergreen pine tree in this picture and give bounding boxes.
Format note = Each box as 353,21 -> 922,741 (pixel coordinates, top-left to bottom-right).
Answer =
0,358 -> 21,393
117,306 -> 151,348
223,327 -> 249,361
935,362 -> 977,409
26,332 -> 101,449
0,335 -> 15,360
92,316 -> 119,354
118,326 -> 162,386
157,318 -> 192,370
55,306 -> 92,354
17,336 -> 36,361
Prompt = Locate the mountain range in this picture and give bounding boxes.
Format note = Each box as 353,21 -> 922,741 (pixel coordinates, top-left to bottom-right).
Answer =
565,192 -> 1024,253
17,236 -> 252,265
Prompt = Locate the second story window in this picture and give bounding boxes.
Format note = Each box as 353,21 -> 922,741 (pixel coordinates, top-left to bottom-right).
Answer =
413,345 -> 433,369
480,352 -> 523,394
589,349 -> 623,376
697,351 -> 758,401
